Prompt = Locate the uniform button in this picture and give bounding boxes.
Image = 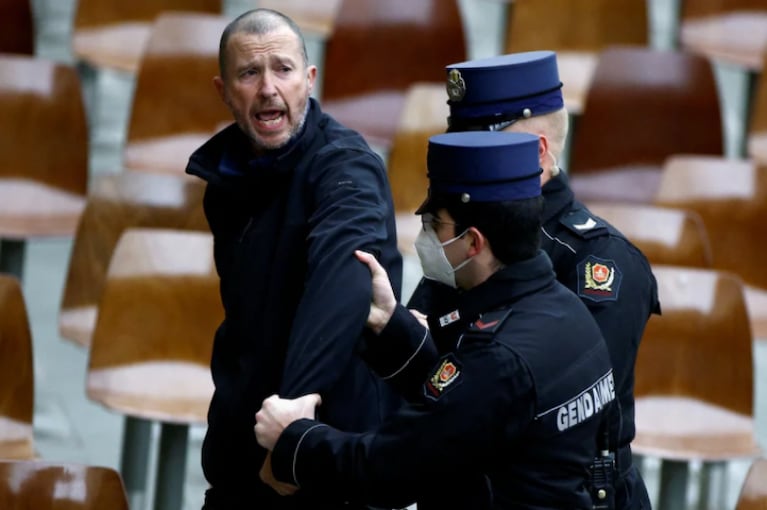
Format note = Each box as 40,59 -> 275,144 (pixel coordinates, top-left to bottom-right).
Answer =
598,489 -> 607,499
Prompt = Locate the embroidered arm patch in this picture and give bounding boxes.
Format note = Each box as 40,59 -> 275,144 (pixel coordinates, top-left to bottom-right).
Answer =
423,354 -> 463,401
577,255 -> 622,302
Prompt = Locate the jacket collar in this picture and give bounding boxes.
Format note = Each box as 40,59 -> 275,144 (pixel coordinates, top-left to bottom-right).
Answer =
541,171 -> 575,224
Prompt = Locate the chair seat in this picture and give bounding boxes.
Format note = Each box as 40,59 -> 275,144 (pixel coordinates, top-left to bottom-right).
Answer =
0,179 -> 85,237
72,22 -> 151,73
58,306 -> 97,348
123,133 -> 211,174
0,416 -> 34,460
569,165 -> 662,204
557,51 -> 598,115
749,133 -> 767,163
633,396 -> 761,461
87,361 -> 213,424
681,12 -> 767,70
322,91 -> 405,150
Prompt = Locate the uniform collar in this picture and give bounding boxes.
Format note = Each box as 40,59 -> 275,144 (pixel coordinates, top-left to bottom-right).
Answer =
541,171 -> 575,224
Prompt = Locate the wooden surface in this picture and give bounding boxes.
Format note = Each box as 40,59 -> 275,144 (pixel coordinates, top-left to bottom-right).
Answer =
0,460 -> 129,509
260,0 -> 341,38
72,0 -> 222,72
633,265 -> 760,460
86,229 -> 220,424
0,275 -> 34,460
0,0 -> 34,54
655,156 -> 767,337
58,171 -> 207,347
587,203 -> 713,268
736,458 -> 767,510
569,46 -> 723,204
124,12 -> 230,173
321,0 -> 466,149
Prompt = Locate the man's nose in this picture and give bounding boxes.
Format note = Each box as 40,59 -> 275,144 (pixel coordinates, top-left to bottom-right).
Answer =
259,72 -> 277,97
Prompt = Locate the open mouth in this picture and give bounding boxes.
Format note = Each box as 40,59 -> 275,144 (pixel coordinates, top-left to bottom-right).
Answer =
254,109 -> 285,129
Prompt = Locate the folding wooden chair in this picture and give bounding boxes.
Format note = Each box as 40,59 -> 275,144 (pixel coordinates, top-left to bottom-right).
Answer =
86,228 -> 220,510
0,275 -> 33,460
586,203 -> 713,268
0,55 -> 88,280
633,265 -> 761,510
655,156 -> 767,338
59,171 -> 207,348
568,46 -> 724,204
736,457 -> 767,510
321,0 -> 466,151
503,0 -> 648,114
0,0 -> 34,55
0,460 -> 129,509
123,12 -> 231,174
71,0 -> 222,74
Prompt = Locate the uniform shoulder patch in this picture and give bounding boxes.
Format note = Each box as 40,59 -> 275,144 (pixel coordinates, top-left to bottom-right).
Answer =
466,308 -> 512,335
423,354 -> 463,401
577,255 -> 623,302
559,209 -> 608,239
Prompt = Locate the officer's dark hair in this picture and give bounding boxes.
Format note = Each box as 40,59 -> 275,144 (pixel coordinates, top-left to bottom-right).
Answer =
218,9 -> 309,75
424,193 -> 543,265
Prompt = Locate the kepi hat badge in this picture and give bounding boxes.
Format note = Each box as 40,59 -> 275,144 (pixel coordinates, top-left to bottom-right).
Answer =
446,68 -> 466,102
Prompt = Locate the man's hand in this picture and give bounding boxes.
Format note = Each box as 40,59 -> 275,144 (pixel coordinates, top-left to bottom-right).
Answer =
409,309 -> 429,329
260,452 -> 298,496
254,393 -> 322,450
355,250 -> 397,334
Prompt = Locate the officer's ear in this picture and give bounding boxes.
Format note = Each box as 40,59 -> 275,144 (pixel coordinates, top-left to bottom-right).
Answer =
465,227 -> 486,258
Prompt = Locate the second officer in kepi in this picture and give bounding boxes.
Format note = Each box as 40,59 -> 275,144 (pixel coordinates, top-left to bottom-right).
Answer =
254,131 -> 618,509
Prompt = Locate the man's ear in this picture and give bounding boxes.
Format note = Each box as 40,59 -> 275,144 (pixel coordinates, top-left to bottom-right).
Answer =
466,227 -> 485,257
213,76 -> 227,104
306,65 -> 318,94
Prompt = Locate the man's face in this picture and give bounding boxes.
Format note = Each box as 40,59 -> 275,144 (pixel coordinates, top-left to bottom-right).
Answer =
215,26 -> 317,153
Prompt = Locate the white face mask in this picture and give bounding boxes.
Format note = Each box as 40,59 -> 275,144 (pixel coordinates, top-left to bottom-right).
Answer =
414,226 -> 472,289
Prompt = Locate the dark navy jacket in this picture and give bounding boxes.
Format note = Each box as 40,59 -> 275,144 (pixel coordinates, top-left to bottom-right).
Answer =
186,98 -> 403,508
409,172 -> 660,507
271,252 -> 614,509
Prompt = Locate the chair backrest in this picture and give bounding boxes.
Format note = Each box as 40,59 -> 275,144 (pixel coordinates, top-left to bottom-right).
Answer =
569,46 -> 723,177
655,156 -> 767,290
59,171 -> 207,347
587,203 -> 713,268
504,0 -> 648,53
0,55 -> 88,196
0,460 -> 129,509
0,0 -> 34,54
0,275 -> 33,460
321,0 -> 466,102
681,0 -> 766,19
74,0 -> 220,29
736,457 -> 767,510
635,265 -> 753,416
126,12 -> 230,145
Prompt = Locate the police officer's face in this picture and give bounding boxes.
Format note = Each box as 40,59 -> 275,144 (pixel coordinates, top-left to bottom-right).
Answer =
215,27 -> 317,154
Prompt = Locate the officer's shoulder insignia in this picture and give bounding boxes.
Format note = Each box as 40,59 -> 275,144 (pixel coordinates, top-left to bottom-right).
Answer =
560,209 -> 607,239
466,308 -> 512,335
424,354 -> 463,401
577,255 -> 623,302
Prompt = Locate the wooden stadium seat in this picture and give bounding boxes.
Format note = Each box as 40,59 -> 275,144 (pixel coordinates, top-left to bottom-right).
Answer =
123,12 -> 231,174
59,171 -> 207,348
71,0 -> 222,74
568,46 -> 723,204
586,203 -> 713,268
386,83 -> 449,255
747,51 -> 767,164
503,0 -> 648,115
0,55 -> 88,280
680,0 -> 767,71
736,457 -> 767,510
655,156 -> 767,338
0,460 -> 129,509
633,265 -> 761,510
0,0 -> 34,55
0,275 -> 33,460
320,0 -> 466,151
86,228 -> 220,510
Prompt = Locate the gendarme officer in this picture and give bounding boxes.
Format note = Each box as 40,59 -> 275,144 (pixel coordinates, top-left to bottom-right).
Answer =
254,131 -> 618,509
410,51 -> 661,509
